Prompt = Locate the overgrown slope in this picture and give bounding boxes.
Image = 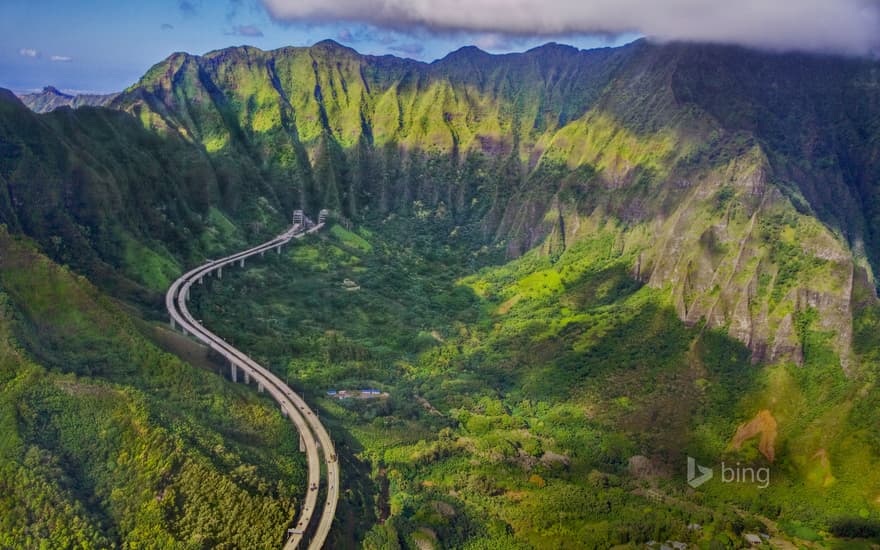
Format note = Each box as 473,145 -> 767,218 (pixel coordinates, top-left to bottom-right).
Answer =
86,39 -> 880,370
193,220 -> 880,548
0,229 -> 306,547
3,37 -> 880,547
0,88 -> 297,307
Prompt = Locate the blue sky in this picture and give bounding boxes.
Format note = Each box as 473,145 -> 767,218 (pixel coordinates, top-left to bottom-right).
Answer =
0,0 -> 636,94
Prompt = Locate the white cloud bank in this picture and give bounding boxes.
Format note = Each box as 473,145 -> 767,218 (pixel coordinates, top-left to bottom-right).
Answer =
260,0 -> 880,55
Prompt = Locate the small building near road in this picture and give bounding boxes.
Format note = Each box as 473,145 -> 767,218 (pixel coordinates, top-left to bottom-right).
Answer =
326,388 -> 389,400
341,279 -> 360,291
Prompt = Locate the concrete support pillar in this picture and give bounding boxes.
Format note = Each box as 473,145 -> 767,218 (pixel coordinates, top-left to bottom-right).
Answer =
276,245 -> 281,254
170,318 -> 176,330
244,371 -> 251,385
260,250 -> 264,257
218,267 -> 222,279
239,258 -> 244,268
230,362 -> 238,383
258,382 -> 264,393
199,276 -> 203,285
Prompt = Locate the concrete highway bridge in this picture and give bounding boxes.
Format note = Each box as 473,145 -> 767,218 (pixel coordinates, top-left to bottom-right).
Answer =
165,209 -> 339,549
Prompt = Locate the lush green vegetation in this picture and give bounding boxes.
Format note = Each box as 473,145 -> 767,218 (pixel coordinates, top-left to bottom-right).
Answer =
2,36 -> 880,549
0,229 -> 307,547
193,216 -> 880,548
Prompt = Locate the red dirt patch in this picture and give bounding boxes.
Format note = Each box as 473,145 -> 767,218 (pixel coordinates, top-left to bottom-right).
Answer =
495,294 -> 522,315
731,409 -> 778,462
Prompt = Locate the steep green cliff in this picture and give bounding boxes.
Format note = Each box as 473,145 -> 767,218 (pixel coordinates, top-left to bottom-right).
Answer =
3,38 -> 880,546
7,40 -> 879,369
0,229 -> 306,547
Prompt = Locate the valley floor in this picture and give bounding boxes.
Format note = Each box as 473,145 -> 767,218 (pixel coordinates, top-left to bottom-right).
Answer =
191,218 -> 880,549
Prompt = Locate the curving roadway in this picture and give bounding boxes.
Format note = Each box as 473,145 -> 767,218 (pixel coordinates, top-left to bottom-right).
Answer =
165,218 -> 339,549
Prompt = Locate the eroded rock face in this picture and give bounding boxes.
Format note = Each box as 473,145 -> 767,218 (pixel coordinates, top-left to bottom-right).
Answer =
632,159 -> 861,371
17,86 -> 118,113
522,154 -> 865,373
17,39 -> 871,376
770,313 -> 803,367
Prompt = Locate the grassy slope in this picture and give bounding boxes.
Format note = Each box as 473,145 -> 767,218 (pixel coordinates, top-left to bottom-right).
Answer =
0,228 -> 307,548
0,88 -> 290,310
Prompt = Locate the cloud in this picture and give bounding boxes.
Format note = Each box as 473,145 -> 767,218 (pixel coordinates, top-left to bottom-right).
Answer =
226,0 -> 243,21
473,33 -> 522,52
389,43 -> 425,56
259,0 -> 880,55
50,55 -> 73,62
178,0 -> 198,17
226,24 -> 264,37
19,48 -> 40,58
227,0 -> 266,21
335,26 -> 397,46
336,25 -> 398,46
161,23 -> 175,31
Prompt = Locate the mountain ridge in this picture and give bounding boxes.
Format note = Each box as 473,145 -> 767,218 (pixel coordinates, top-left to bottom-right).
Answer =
3,39 -> 880,372
17,86 -> 119,114
3,37 -> 880,547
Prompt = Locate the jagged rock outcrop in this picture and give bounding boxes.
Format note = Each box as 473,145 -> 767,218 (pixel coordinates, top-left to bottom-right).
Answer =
18,86 -> 118,113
